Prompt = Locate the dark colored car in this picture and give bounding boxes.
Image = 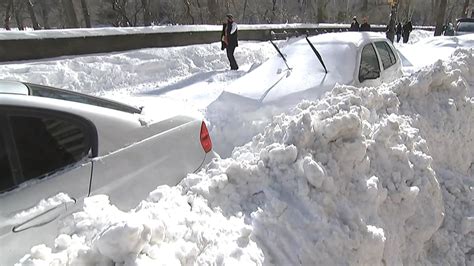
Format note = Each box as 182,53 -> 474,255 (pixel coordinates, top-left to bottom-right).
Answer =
455,18 -> 474,36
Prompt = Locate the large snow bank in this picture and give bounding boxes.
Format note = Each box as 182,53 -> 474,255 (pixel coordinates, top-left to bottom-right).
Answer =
397,34 -> 474,70
18,48 -> 474,265
0,41 -> 276,119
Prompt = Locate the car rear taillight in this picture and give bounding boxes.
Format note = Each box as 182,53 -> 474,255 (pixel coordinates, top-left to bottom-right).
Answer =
200,121 -> 212,153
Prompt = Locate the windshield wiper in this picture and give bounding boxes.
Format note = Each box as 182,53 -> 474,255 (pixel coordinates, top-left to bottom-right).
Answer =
270,39 -> 292,71
305,36 -> 328,74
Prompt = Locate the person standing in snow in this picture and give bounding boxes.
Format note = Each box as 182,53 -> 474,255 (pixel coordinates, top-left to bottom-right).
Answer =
396,22 -> 402,43
221,14 -> 239,70
402,20 -> 413,43
359,16 -> 371,31
349,16 -> 359,31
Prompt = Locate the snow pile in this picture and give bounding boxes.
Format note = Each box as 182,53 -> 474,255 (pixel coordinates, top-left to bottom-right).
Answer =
403,30 -> 433,44
393,49 -> 474,264
18,48 -> 474,265
397,34 -> 474,70
0,41 -> 276,119
18,194 -> 263,265
0,42 -> 272,96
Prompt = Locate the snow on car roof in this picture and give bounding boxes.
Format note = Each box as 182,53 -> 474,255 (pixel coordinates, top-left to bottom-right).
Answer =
0,80 -> 29,95
308,31 -> 386,47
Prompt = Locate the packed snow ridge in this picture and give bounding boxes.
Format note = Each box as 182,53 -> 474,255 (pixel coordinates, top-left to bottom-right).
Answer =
18,46 -> 474,265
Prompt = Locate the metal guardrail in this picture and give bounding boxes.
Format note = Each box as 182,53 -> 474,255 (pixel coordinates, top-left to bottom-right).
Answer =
0,25 -> 434,62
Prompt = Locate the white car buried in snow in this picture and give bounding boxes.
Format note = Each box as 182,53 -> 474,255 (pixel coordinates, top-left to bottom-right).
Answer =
207,32 -> 403,155
213,32 -> 402,106
0,80 -> 215,265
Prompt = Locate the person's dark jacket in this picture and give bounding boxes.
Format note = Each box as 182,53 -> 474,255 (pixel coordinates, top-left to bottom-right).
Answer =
221,21 -> 238,50
402,21 -> 412,35
349,20 -> 359,31
396,23 -> 402,34
359,22 -> 371,31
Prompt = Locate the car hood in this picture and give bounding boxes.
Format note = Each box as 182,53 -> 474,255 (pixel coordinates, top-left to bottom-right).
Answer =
224,37 -> 357,104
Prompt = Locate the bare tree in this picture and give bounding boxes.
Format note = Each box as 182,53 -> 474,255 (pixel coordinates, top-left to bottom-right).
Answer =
4,0 -> 12,30
242,0 -> 248,22
434,0 -> 447,35
207,0 -> 219,24
141,0 -> 151,25
111,0 -> 131,26
183,0 -> 195,24
62,0 -> 79,28
80,0 -> 91,27
461,0 -> 469,17
318,0 -> 330,22
24,0 -> 40,29
195,0 -> 204,24
14,0 -> 25,30
362,0 -> 368,12
39,0 -> 50,29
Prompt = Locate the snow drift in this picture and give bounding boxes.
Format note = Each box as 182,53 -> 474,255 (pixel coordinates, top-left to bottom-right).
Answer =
18,46 -> 474,265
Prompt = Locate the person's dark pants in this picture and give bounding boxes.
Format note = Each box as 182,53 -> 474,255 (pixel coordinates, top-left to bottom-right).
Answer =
402,33 -> 410,43
226,45 -> 238,70
396,34 -> 401,43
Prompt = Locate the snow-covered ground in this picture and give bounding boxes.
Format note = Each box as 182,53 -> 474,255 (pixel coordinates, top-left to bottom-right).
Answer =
1,30 -> 473,265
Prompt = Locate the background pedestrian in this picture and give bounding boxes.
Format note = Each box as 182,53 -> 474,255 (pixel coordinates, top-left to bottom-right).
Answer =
221,14 -> 239,70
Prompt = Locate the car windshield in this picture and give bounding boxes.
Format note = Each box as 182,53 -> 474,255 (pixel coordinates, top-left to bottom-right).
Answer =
26,83 -> 142,114
457,22 -> 474,32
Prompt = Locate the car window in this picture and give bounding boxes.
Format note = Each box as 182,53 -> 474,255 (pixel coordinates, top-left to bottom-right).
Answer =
0,128 -> 14,192
375,41 -> 396,70
27,83 -> 142,114
9,113 -> 93,181
359,44 -> 380,83
457,21 -> 474,32
457,22 -> 474,32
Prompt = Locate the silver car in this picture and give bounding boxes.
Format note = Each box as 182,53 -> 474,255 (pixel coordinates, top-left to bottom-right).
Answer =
455,18 -> 474,36
0,80 -> 216,265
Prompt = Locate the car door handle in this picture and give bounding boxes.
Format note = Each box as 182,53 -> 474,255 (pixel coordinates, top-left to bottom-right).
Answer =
12,199 -> 76,233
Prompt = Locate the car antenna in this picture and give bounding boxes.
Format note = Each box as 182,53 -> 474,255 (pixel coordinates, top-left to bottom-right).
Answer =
270,31 -> 292,71
305,32 -> 328,74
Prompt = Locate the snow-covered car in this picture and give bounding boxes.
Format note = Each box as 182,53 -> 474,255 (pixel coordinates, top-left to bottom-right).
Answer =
0,80 -> 215,265
213,32 -> 402,106
207,32 -> 403,155
455,18 -> 474,36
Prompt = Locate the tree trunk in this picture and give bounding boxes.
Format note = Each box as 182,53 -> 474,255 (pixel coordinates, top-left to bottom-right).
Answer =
461,0 -> 470,18
433,0 -> 440,24
39,0 -> 50,29
184,0 -> 195,24
434,0 -> 447,36
271,0 -> 277,23
207,0 -> 219,24
317,0 -> 329,22
80,0 -> 91,27
62,0 -> 79,28
447,0 -> 460,22
362,0 -> 368,12
4,0 -> 13,30
13,0 -> 25,30
242,0 -> 248,22
309,0 -> 318,21
25,0 -> 40,29
195,0 -> 204,24
141,0 -> 151,25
